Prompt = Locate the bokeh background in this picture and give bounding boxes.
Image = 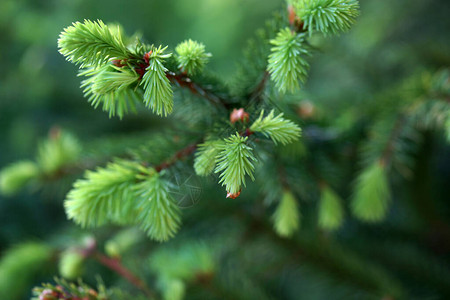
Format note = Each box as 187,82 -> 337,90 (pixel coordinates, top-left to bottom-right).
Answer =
1,0 -> 449,299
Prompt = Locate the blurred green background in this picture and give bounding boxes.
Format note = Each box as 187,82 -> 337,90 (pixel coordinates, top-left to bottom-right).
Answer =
1,0 -> 449,299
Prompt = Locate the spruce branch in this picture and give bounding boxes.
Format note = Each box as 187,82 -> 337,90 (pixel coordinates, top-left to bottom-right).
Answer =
318,184 -> 344,231
58,20 -> 131,68
351,161 -> 391,222
64,160 -> 144,227
267,27 -> 310,93
0,161 -> 39,196
64,159 -> 183,241
134,171 -> 181,241
167,72 -> 230,109
94,253 -> 156,298
0,243 -> 53,300
149,242 -> 215,282
140,46 -> 174,116
215,134 -> 257,195
175,39 -> 212,75
272,190 -> 300,237
75,238 -> 156,298
194,140 -> 224,176
293,0 -> 360,35
250,109 -> 302,145
37,129 -> 82,174
82,65 -> 139,95
80,65 -> 140,119
59,249 -> 85,280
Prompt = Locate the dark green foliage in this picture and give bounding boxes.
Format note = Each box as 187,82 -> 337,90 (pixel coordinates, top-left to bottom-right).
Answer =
1,0 -> 450,299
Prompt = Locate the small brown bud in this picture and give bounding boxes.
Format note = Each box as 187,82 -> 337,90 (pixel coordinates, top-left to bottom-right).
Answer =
226,190 -> 241,199
49,126 -> 61,140
288,5 -> 297,25
297,100 -> 315,119
230,108 -> 249,124
144,51 -> 153,64
112,59 -> 127,67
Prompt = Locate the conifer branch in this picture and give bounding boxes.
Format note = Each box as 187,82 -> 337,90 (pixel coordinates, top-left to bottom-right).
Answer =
79,65 -> 140,119
215,134 -> 257,195
351,161 -> 391,222
58,20 -> 131,68
267,27 -> 310,93
94,253 -> 156,298
134,172 -> 181,241
250,110 -> 302,145
140,46 -> 174,116
167,72 -> 230,109
272,190 -> 300,237
194,140 -> 223,176
175,39 -> 211,75
318,184 -> 344,231
293,0 -> 360,36
78,238 -> 156,298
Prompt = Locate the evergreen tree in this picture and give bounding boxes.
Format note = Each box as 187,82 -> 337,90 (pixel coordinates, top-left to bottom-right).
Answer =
1,0 -> 449,299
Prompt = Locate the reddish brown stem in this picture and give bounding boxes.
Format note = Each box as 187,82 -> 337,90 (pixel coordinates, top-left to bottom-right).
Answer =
155,143 -> 198,172
240,128 -> 254,137
167,72 -> 230,109
94,252 -> 156,299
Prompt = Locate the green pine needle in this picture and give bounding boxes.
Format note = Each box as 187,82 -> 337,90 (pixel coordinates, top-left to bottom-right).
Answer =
318,185 -> 344,230
294,0 -> 360,35
64,160 -> 143,227
267,27 -> 310,93
194,140 -> 224,176
0,161 -> 39,196
149,242 -> 215,280
58,19 -> 130,68
140,46 -> 174,116
250,110 -> 302,145
215,134 -> 257,195
81,65 -> 139,95
0,243 -> 52,300
37,130 -> 81,174
273,190 -> 300,237
351,161 -> 391,222
134,172 -> 181,242
80,65 -> 140,119
59,249 -> 85,280
175,39 -> 212,75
